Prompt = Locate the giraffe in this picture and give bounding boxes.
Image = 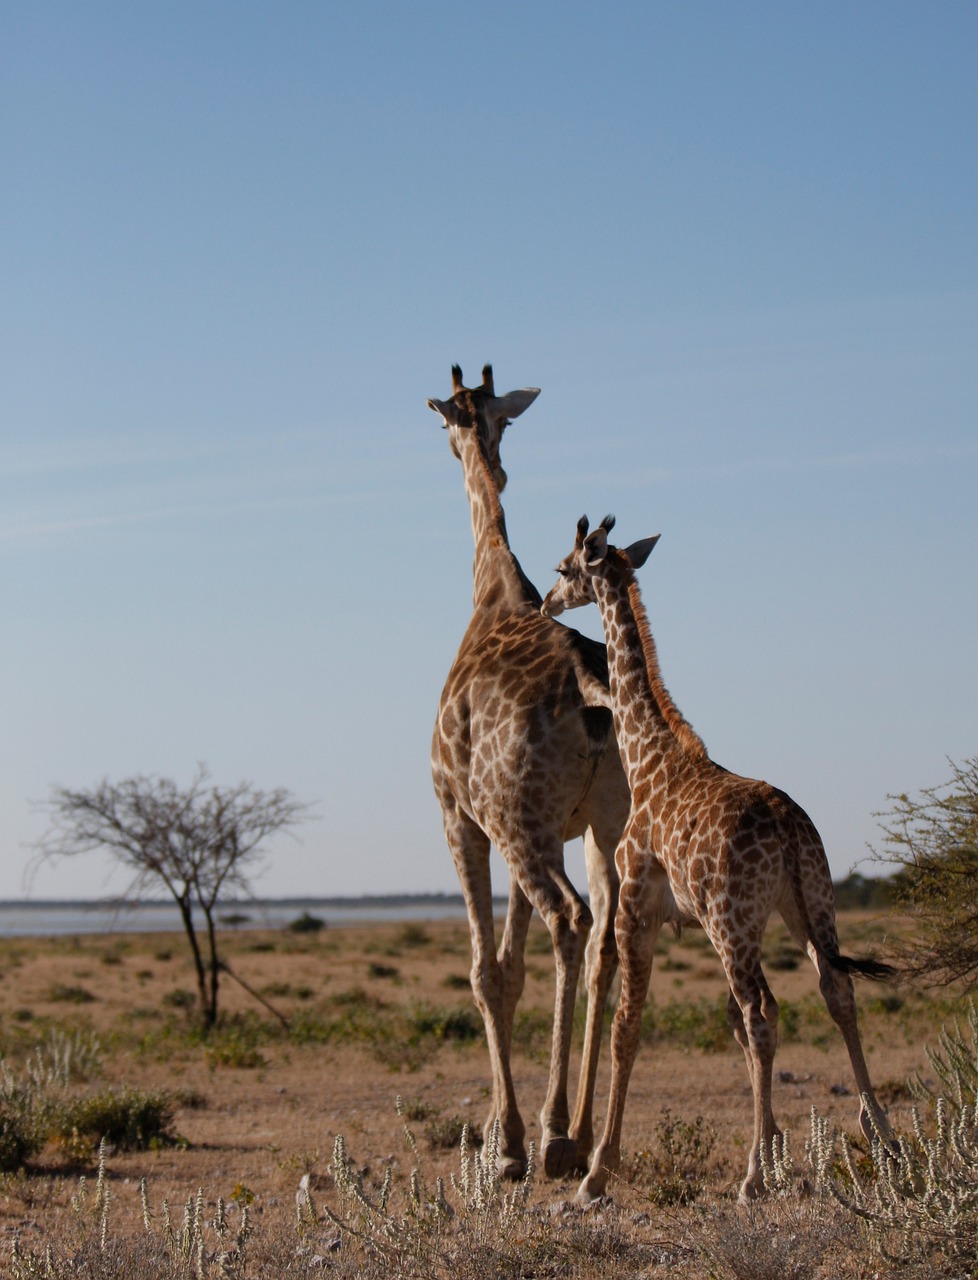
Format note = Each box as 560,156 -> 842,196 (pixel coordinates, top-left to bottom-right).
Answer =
541,514 -> 894,1202
427,367 -> 631,1180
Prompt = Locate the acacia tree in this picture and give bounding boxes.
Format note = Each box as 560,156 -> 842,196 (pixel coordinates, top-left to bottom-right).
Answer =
36,768 -> 308,1028
872,755 -> 978,990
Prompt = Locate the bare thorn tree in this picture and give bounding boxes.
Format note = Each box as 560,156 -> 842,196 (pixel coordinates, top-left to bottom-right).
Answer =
872,755 -> 978,991
35,767 -> 309,1028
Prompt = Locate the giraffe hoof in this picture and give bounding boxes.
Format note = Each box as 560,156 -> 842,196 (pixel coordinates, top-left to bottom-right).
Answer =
543,1136 -> 579,1180
497,1156 -> 528,1181
737,1176 -> 767,1203
575,1175 -> 608,1206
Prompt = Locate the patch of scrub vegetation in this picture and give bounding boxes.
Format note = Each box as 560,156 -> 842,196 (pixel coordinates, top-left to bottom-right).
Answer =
622,1108 -> 726,1205
7,1008 -> 978,1279
45,985 -> 96,1005
0,1030 -> 177,1171
641,995 -> 732,1053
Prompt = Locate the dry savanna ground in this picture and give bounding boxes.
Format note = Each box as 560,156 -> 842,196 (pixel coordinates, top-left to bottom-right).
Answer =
0,911 -> 971,1278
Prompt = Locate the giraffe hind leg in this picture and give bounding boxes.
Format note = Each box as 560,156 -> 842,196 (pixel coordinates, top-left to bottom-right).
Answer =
778,887 -> 892,1146
441,805 -> 527,1177
726,963 -> 781,1201
569,821 -> 620,1172
501,840 -> 594,1180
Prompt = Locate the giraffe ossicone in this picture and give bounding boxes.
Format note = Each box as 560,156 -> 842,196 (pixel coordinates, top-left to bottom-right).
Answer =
428,368 -> 631,1180
543,514 -> 894,1203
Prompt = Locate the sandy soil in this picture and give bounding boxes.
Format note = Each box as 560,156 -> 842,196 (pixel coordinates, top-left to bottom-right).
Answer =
0,912 -> 949,1250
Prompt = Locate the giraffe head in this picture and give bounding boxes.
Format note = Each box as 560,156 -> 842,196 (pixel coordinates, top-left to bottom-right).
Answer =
541,515 -> 660,618
427,364 -> 540,492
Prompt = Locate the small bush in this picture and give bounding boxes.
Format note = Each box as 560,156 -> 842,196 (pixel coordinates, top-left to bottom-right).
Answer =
52,1087 -> 176,1152
424,1114 -> 478,1150
622,1109 -> 724,1205
643,996 -> 732,1052
46,984 -> 96,1005
202,1020 -> 269,1071
0,1099 -> 42,1172
442,973 -> 471,990
162,988 -> 196,1011
397,924 -> 431,949
287,911 -> 326,934
409,1007 -> 481,1043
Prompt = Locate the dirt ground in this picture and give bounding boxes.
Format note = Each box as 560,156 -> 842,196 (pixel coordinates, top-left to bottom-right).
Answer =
0,911 -> 953,1254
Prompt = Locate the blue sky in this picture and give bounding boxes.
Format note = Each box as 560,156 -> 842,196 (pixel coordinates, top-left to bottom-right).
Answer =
3,3 -> 975,901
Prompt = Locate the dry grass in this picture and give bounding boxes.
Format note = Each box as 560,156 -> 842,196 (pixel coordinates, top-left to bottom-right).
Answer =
0,912 -> 971,1277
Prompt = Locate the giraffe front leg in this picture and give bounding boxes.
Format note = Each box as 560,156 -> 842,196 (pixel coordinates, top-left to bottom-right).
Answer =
578,872 -> 659,1203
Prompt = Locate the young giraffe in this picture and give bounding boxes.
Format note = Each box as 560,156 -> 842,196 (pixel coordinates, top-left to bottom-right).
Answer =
427,368 -> 631,1179
541,515 -> 893,1202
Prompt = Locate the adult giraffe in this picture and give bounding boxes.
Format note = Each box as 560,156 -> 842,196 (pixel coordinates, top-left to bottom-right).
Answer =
427,366 -> 630,1179
542,515 -> 893,1201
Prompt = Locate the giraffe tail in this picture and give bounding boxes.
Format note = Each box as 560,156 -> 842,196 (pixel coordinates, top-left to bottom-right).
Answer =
781,797 -> 897,984
827,953 -> 897,982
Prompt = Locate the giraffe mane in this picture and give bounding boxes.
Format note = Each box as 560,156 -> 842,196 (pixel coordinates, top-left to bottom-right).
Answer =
611,549 -> 708,761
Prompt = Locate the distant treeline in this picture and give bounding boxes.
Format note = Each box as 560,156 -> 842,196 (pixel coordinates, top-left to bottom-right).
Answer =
832,872 -> 898,911
4,882 -> 897,911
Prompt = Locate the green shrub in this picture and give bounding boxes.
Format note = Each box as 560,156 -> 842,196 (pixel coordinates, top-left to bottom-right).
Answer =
162,987 -> 196,1011
622,1109 -> 723,1205
442,973 -> 471,989
642,996 -> 732,1052
53,1087 -> 175,1152
409,1006 -> 481,1043
46,984 -> 96,1004
287,911 -> 326,934
397,924 -> 431,949
0,1097 -> 42,1172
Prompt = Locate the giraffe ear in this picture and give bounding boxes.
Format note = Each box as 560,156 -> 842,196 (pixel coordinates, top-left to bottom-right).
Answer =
487,388 -> 540,422
622,535 -> 660,569
584,527 -> 609,566
427,398 -> 465,428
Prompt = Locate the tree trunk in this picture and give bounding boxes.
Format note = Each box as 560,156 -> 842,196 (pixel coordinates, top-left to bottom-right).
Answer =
176,895 -> 214,1029
203,902 -> 221,1028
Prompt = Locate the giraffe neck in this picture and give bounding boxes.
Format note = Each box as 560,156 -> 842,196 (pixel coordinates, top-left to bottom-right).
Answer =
458,428 -> 541,611
593,550 -> 708,789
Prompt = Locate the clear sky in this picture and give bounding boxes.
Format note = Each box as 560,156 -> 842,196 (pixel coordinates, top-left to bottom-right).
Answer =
3,2 -> 976,902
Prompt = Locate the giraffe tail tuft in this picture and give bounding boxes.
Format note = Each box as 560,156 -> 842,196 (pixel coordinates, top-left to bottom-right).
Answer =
828,953 -> 897,982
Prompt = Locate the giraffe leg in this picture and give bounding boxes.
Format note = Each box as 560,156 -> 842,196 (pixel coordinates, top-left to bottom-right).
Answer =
727,964 -> 781,1201
487,881 -> 532,1137
568,821 -> 620,1171
578,865 -> 660,1203
817,958 -> 892,1145
778,889 -> 892,1146
726,986 -> 755,1091
506,847 -> 593,1179
441,805 -> 527,1177
497,878 -> 532,1052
